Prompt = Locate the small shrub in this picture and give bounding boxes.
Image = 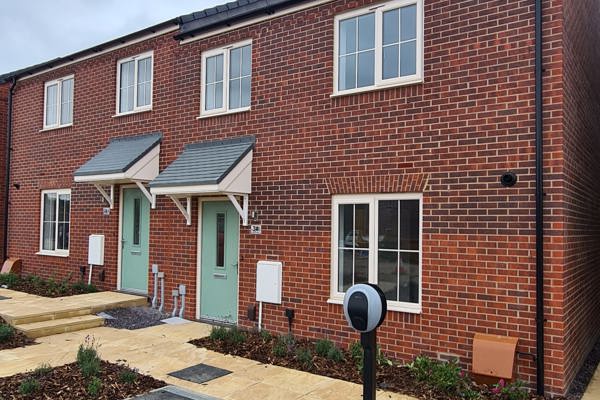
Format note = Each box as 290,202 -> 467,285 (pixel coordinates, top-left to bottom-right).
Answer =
408,356 -> 475,397
326,346 -> 344,362
87,376 -> 102,397
119,368 -> 138,384
492,379 -> 529,400
295,347 -> 313,369
209,326 -> 229,341
349,341 -> 363,370
77,336 -> 101,378
315,339 -> 334,357
0,273 -> 19,287
18,378 -> 40,395
0,324 -> 14,343
227,327 -> 246,345
71,281 -> 98,294
272,341 -> 287,357
33,363 -> 53,377
376,345 -> 393,366
281,334 -> 295,349
259,329 -> 272,342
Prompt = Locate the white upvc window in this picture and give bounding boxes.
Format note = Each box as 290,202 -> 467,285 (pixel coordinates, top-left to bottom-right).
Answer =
39,189 -> 71,257
333,0 -> 423,96
200,40 -> 252,117
43,76 -> 74,129
116,51 -> 153,115
330,193 -> 422,313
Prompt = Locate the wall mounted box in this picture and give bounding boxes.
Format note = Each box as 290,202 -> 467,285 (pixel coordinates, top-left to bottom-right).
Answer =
88,235 -> 105,266
472,333 -> 518,380
256,261 -> 282,304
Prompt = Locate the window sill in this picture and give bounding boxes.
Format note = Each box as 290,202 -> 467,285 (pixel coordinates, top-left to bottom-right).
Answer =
327,297 -> 422,314
331,77 -> 423,98
112,107 -> 152,118
36,251 -> 69,258
197,107 -> 250,120
40,124 -> 73,132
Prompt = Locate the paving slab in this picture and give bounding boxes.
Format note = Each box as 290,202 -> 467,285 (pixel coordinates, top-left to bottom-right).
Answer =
168,363 -> 232,384
132,386 -> 220,400
583,365 -> 600,400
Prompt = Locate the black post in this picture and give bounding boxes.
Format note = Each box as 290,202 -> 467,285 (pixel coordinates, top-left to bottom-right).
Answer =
361,330 -> 377,400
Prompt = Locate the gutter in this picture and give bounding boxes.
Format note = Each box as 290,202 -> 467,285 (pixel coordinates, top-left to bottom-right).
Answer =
2,77 -> 16,261
534,0 -> 545,395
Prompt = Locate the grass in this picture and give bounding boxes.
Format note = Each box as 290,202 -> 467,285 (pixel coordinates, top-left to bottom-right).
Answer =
33,363 -> 53,377
118,369 -> 138,384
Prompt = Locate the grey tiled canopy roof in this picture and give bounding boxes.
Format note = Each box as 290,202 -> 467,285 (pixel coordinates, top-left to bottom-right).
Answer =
74,132 -> 162,177
150,136 -> 255,188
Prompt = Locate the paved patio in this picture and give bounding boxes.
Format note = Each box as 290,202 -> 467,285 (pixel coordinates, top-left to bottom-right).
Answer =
0,321 -> 416,400
583,367 -> 600,400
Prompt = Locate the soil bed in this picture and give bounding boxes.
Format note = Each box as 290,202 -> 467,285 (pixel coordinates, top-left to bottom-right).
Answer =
0,273 -> 99,298
0,318 -> 35,351
190,330 -> 565,400
0,361 -> 166,400
103,307 -> 166,330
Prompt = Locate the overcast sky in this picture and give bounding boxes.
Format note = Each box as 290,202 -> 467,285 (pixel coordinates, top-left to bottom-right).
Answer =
0,0 -> 224,74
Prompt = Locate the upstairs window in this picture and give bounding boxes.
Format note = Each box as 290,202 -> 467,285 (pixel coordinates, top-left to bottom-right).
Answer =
334,0 -> 423,95
201,40 -> 252,117
39,189 -> 71,257
117,51 -> 153,115
44,76 -> 74,129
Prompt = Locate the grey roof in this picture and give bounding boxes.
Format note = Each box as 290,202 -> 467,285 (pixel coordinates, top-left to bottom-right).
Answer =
150,136 -> 255,188
74,132 -> 162,177
176,0 -> 305,40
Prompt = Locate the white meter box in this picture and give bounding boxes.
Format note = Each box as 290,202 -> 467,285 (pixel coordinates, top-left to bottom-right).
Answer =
88,235 -> 105,266
256,261 -> 282,304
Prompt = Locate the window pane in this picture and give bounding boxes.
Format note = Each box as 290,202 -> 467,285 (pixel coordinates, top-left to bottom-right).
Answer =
42,194 -> 57,251
60,79 -> 73,125
399,252 -> 419,303
241,76 -> 251,107
205,84 -> 215,110
400,200 -> 419,250
230,47 -> 241,79
339,18 -> 356,55
215,54 -> 224,82
58,194 -> 70,222
383,45 -> 399,80
133,198 -> 141,246
229,78 -> 241,110
45,84 -> 58,126
43,222 -> 56,251
43,193 -> 57,221
378,251 -> 398,301
383,9 -> 399,46
400,41 -> 417,76
357,13 -> 375,51
355,204 -> 369,248
401,5 -> 417,41
57,223 -> 69,251
215,82 -> 223,109
216,213 -> 225,267
355,250 -> 369,285
338,249 -> 353,292
339,54 -> 356,91
378,200 -> 398,249
241,44 -> 252,76
338,204 -> 354,247
120,61 -> 134,112
357,50 -> 375,87
206,56 -> 217,84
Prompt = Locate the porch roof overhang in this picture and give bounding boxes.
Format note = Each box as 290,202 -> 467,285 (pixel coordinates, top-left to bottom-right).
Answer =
149,135 -> 255,226
73,132 -> 162,208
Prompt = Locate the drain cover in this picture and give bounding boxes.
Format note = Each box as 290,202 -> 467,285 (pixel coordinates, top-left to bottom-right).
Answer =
0,296 -> 10,300
168,363 -> 231,384
132,386 -> 220,400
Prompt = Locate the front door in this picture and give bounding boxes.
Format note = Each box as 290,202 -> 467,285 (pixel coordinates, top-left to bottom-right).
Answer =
121,187 -> 150,293
200,201 -> 239,323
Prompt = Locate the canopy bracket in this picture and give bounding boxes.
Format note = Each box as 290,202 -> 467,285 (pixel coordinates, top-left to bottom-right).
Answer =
135,182 -> 155,209
227,194 -> 249,226
93,184 -> 114,209
169,196 -> 192,226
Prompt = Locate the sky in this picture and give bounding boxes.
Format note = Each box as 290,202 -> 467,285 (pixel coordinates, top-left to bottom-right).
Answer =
0,0 -> 225,74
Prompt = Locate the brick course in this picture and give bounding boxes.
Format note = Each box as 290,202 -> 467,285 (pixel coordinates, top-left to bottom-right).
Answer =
3,0 -> 595,395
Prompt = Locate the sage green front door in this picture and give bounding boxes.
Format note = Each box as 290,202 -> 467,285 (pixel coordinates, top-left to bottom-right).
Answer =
121,187 -> 150,293
200,201 -> 239,323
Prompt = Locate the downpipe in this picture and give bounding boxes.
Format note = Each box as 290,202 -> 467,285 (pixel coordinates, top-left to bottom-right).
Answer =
2,77 -> 17,261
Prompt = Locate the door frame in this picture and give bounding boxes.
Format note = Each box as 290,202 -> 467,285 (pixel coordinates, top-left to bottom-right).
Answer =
196,197 -> 241,322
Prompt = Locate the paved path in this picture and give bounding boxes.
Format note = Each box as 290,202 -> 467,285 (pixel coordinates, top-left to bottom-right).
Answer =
0,321 -> 416,400
583,366 -> 600,400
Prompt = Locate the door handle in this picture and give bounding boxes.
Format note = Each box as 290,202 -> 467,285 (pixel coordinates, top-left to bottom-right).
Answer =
232,263 -> 238,270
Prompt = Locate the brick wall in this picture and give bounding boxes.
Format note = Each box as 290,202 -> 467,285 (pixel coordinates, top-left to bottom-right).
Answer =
6,0 -> 576,394
561,0 -> 600,391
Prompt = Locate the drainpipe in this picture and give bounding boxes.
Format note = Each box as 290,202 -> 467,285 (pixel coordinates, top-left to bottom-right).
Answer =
2,77 -> 17,262
534,0 -> 545,395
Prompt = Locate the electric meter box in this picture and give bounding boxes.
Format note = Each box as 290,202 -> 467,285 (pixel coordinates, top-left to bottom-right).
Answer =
88,235 -> 105,266
256,261 -> 282,304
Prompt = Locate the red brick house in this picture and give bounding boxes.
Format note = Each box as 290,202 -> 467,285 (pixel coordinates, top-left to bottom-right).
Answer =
1,0 -> 599,396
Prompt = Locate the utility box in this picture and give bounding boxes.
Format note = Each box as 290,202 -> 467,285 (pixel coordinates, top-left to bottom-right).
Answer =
472,333 -> 518,380
256,261 -> 282,304
88,235 -> 105,266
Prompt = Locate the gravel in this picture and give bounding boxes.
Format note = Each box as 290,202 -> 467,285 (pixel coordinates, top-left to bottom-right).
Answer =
102,307 -> 167,330
567,336 -> 600,399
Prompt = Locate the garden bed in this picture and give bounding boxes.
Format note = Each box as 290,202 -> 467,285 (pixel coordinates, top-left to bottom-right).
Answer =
190,327 -> 564,400
0,317 -> 35,351
0,273 -> 99,297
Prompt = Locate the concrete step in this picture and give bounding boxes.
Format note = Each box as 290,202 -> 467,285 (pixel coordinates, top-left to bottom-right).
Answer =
14,315 -> 105,338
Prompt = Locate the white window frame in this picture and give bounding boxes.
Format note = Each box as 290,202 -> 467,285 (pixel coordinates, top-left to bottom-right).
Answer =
37,189 -> 71,257
329,193 -> 423,313
333,0 -> 424,96
199,39 -> 252,118
42,75 -> 74,130
115,51 -> 154,116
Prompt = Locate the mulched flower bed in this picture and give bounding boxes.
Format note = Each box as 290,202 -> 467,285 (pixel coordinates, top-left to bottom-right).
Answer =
0,318 -> 35,351
0,361 -> 166,400
190,329 -> 566,400
0,273 -> 99,298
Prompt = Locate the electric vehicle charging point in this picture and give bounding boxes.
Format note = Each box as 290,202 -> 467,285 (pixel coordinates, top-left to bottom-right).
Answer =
343,284 -> 387,400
